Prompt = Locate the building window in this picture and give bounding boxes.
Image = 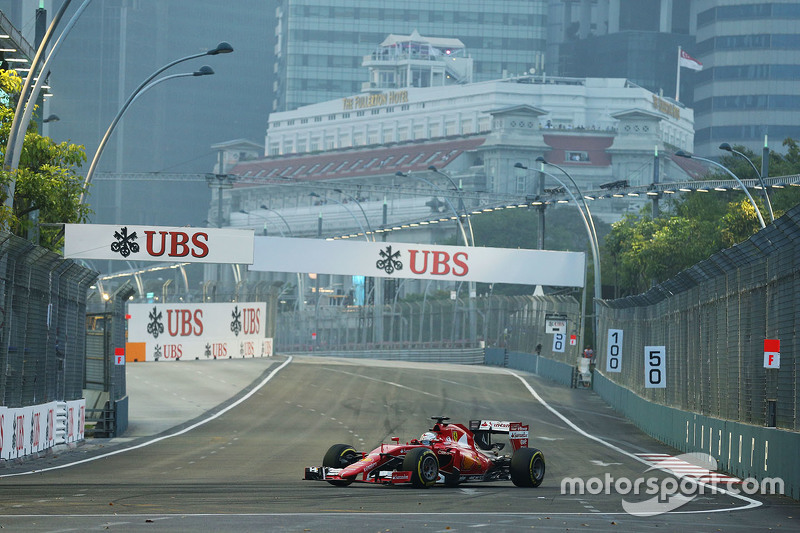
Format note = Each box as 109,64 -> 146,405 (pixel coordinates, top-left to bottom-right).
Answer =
516,173 -> 526,194
566,151 -> 589,162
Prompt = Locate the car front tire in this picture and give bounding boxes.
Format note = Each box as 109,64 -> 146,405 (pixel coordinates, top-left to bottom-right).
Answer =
322,443 -> 358,486
403,447 -> 439,488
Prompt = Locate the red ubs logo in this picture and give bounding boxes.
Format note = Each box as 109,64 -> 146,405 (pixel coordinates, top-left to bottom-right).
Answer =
144,230 -> 209,258
166,309 -> 204,336
243,308 -> 261,334
408,250 -> 469,277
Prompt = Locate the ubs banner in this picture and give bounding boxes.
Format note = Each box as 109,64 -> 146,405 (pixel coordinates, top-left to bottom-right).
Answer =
64,224 -> 255,264
251,236 -> 585,287
126,302 -> 272,362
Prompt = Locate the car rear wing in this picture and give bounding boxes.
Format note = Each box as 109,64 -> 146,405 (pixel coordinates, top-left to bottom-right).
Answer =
469,420 -> 529,451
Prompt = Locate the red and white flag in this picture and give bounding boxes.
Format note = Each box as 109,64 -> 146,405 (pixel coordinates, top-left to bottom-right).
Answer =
679,49 -> 703,71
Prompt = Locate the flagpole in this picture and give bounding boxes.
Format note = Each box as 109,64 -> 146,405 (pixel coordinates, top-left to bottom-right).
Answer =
676,46 -> 682,101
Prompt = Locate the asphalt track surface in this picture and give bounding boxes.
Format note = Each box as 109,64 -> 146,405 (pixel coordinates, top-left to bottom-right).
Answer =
0,355 -> 797,532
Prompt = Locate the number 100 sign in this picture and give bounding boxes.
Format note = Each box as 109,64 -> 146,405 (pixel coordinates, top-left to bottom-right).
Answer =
644,346 -> 666,388
606,329 -> 623,372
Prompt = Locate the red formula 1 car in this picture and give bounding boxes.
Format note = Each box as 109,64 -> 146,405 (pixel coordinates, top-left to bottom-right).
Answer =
304,416 -> 545,488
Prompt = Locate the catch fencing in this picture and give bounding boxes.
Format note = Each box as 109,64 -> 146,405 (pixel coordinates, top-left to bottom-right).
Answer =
0,231 -> 97,408
276,292 -> 582,361
596,204 -> 800,431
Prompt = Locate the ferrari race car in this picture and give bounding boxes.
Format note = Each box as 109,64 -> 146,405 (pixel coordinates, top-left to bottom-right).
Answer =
304,416 -> 545,488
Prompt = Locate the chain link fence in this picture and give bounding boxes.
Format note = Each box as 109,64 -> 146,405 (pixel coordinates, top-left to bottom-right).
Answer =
275,292 -> 582,361
0,232 -> 97,408
597,205 -> 800,431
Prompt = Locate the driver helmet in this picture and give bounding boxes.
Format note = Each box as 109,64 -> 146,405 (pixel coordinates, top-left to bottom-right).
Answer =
420,432 -> 437,445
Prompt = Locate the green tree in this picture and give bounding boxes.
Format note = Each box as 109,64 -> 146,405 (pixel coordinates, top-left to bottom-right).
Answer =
0,69 -> 89,249
603,138 -> 800,297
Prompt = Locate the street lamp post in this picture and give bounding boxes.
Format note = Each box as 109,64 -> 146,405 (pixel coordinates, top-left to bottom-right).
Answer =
516,162 -> 601,348
517,161 -> 601,299
675,150 -> 767,229
333,188 -> 373,239
719,143 -> 775,223
331,188 -> 383,342
259,205 -> 294,237
395,171 -> 470,247
239,209 -> 269,235
533,158 -> 600,260
79,58 -> 223,205
428,165 -> 475,246
396,170 -> 477,346
3,0 -> 87,213
309,192 -> 369,240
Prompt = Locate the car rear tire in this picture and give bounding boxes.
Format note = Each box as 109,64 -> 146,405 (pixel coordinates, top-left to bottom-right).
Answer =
403,447 -> 439,488
322,443 -> 358,486
510,447 -> 545,487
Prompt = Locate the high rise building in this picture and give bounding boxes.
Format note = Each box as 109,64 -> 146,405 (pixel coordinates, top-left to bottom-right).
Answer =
274,0 -> 548,112
692,0 -> 800,156
547,0 -> 800,156
552,0 -> 696,107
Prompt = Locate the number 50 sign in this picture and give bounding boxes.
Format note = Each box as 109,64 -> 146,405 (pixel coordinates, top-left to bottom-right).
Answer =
644,346 -> 666,388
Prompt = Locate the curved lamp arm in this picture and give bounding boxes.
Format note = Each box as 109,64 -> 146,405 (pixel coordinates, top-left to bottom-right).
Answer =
428,165 -> 475,247
79,67 -> 215,205
396,171 -> 470,247
719,143 -> 775,223
533,158 -> 600,251
310,192 -> 369,241
676,150 -> 766,229
532,165 -> 602,306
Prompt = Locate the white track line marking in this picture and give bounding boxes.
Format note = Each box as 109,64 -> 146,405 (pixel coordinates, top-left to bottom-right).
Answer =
505,369 -> 761,514
0,357 -> 293,478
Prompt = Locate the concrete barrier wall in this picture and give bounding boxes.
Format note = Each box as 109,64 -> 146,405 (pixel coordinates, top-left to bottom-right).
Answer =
286,348 -> 485,365
486,348 -> 574,388
593,371 -> 799,499
488,346 -> 798,499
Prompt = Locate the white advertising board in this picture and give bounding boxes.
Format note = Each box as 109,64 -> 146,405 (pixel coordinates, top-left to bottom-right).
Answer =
545,315 -> 568,334
127,302 -> 271,361
250,237 -> 585,287
0,400 -> 83,460
64,224 -> 255,264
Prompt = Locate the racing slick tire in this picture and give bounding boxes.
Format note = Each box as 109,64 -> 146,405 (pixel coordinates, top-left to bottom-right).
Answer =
510,447 -> 545,487
322,443 -> 359,486
402,447 -> 439,488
